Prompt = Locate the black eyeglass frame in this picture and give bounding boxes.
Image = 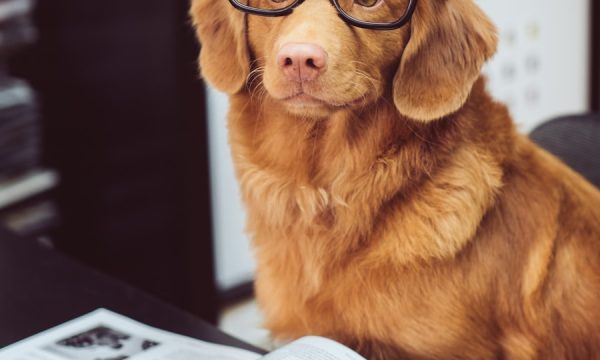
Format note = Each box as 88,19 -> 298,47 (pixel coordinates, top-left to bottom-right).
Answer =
228,0 -> 418,30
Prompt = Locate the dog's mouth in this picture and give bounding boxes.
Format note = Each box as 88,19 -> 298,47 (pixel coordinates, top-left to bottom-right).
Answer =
263,72 -> 374,116
279,92 -> 363,109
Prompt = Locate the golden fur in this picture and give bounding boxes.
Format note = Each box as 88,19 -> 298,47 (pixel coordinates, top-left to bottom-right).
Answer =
191,0 -> 600,358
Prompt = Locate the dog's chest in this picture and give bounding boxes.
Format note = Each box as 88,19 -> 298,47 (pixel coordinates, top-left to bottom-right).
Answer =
255,243 -> 498,359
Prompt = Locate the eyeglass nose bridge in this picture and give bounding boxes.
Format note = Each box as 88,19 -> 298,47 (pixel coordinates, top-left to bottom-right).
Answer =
227,0 -> 418,31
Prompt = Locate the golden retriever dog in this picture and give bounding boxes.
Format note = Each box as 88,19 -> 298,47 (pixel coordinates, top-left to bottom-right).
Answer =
191,0 -> 600,358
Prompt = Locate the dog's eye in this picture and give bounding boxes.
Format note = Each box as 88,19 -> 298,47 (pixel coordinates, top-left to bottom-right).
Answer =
354,0 -> 381,8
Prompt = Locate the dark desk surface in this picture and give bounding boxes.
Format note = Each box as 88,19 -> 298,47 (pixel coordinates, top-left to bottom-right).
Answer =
0,228 -> 265,354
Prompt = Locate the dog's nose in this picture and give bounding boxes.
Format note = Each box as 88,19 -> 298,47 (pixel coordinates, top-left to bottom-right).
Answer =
277,42 -> 328,82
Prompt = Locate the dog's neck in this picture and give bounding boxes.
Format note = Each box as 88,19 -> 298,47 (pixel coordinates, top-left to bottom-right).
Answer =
228,77 -> 514,266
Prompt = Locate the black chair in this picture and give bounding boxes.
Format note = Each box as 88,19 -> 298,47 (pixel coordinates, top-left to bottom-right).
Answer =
530,114 -> 600,189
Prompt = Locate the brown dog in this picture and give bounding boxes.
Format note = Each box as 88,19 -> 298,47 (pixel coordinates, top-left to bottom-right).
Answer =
191,0 -> 600,358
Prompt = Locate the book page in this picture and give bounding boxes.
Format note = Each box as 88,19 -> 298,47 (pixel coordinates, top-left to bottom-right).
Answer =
263,337 -> 366,360
0,309 -> 261,360
0,309 -> 366,360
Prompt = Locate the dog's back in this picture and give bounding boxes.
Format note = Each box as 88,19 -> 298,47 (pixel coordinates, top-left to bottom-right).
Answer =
496,136 -> 600,359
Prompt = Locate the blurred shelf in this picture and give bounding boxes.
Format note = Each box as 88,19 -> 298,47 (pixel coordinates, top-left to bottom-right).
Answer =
0,78 -> 33,108
0,0 -> 33,22
0,169 -> 59,210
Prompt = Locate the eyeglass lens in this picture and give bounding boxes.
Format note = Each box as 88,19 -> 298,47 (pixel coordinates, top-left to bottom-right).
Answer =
241,0 -> 411,25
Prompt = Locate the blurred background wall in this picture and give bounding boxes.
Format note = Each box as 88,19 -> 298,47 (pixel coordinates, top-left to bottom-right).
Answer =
7,0 -> 218,322
0,0 -> 598,325
479,0 -> 590,132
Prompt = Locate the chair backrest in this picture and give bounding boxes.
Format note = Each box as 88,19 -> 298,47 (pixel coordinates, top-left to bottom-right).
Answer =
530,114 -> 600,189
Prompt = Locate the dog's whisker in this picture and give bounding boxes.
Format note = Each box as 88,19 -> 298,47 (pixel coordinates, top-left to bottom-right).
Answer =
249,80 -> 267,105
247,66 -> 266,100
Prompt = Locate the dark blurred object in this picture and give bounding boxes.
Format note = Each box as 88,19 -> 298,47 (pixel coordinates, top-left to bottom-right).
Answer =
0,79 -> 39,175
0,0 -> 36,55
0,227 -> 265,354
0,0 -> 39,176
10,0 -> 217,323
592,0 -> 600,111
0,0 -> 60,238
530,114 -> 600,188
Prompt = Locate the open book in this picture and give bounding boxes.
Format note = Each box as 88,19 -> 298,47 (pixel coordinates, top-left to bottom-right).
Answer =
0,309 -> 366,360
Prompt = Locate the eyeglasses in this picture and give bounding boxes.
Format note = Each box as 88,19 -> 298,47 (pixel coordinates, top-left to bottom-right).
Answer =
228,0 -> 418,30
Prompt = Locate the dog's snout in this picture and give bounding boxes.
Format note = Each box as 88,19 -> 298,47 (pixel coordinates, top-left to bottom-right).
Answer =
277,42 -> 328,82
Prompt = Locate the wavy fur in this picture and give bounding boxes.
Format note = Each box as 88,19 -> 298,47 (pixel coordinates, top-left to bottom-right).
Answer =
191,0 -> 600,358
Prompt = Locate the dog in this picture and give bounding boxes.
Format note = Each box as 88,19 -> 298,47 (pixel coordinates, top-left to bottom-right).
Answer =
191,0 -> 600,358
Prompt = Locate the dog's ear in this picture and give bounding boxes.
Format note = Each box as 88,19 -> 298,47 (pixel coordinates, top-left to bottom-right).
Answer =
393,0 -> 497,121
190,0 -> 250,94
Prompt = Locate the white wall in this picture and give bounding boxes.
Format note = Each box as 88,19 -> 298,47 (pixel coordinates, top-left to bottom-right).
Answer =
206,86 -> 255,292
478,0 -> 590,132
207,0 -> 591,291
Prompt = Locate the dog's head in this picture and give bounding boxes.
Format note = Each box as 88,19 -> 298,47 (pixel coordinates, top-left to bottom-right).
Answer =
191,0 -> 497,122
